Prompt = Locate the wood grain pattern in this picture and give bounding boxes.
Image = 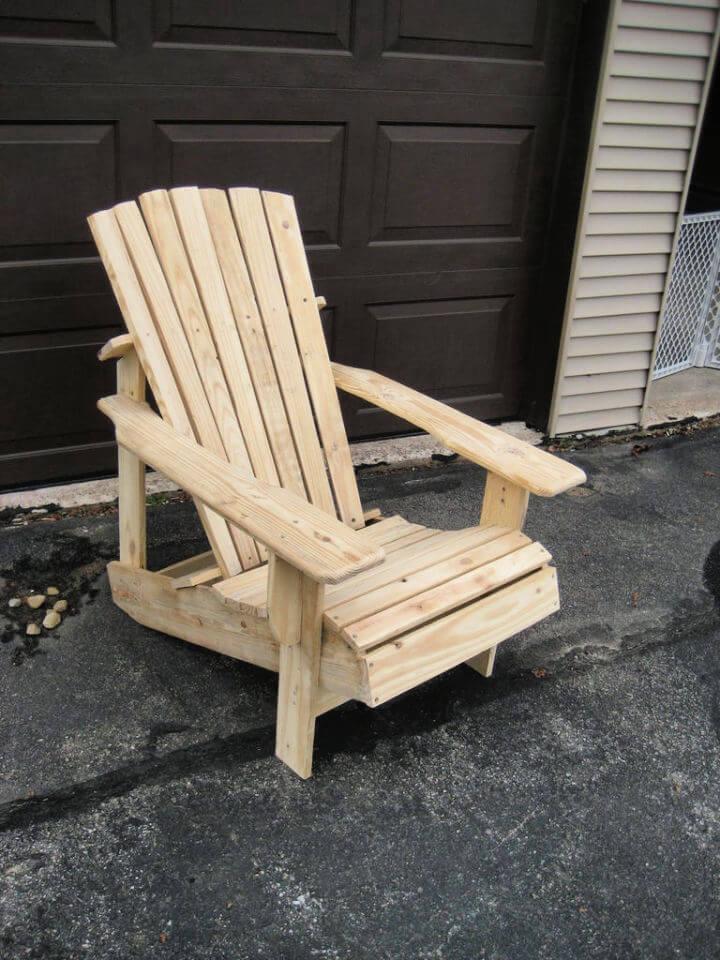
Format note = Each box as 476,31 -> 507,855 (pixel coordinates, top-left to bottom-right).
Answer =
333,363 -> 586,496
116,350 -> 147,569
229,187 -> 336,515
99,394 -> 384,584
263,191 -> 364,528
88,208 -> 241,577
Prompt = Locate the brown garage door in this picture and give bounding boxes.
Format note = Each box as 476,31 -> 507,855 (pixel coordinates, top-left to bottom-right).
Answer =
0,1 -> 580,488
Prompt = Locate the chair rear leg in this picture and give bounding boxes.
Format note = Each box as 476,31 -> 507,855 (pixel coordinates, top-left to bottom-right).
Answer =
270,556 -> 325,778
117,351 -> 147,569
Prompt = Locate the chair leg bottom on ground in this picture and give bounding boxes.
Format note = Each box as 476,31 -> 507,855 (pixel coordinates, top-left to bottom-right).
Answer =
275,643 -> 319,779
466,645 -> 497,678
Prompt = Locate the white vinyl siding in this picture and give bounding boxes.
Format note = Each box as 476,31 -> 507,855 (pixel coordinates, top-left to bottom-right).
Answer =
549,0 -> 720,435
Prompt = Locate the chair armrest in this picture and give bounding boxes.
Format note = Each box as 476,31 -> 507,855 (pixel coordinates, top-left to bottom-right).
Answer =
98,394 -> 384,584
332,363 -> 586,497
98,334 -> 134,362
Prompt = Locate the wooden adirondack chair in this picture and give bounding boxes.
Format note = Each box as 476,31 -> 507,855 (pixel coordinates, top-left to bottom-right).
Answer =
90,187 -> 585,778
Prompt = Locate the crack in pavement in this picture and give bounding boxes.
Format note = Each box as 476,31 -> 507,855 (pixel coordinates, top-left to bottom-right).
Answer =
1,594 -> 716,835
0,723 -> 275,833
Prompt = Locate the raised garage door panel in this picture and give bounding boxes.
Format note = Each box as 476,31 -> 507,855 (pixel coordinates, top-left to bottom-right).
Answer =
0,1 -> 580,484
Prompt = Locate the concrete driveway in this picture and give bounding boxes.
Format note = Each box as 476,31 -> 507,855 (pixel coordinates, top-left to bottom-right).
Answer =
1,427 -> 719,959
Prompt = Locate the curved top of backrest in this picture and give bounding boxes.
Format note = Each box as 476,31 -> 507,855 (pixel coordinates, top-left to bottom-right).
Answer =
89,186 -> 363,578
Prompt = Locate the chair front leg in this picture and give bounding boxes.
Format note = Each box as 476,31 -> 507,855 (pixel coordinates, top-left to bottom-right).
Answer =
268,554 -> 325,778
469,473 -> 530,677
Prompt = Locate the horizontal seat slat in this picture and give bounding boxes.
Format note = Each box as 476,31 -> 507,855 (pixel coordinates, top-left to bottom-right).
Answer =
342,543 -> 551,652
212,515 -> 423,611
324,525 -> 508,609
326,531 -> 534,636
363,567 -> 559,706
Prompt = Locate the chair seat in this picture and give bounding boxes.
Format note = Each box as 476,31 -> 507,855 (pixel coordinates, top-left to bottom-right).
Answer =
214,516 -> 555,661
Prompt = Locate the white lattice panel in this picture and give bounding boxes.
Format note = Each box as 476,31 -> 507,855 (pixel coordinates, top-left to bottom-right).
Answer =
653,212 -> 720,379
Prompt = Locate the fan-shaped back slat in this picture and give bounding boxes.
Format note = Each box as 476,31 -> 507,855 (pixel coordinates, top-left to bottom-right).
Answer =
200,188 -> 307,497
228,187 -> 336,517
88,207 -> 244,577
90,185 -> 364,575
262,191 -> 364,529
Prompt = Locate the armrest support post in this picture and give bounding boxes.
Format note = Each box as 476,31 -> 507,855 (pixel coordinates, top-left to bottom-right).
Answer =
480,474 -> 529,531
471,473 -> 530,679
116,352 -> 147,569
269,552 -> 325,778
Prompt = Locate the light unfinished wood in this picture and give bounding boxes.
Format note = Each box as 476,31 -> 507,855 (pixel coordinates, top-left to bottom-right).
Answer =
274,572 -> 325,778
169,187 -> 279,494
326,530 -> 531,633
325,526 -> 509,611
268,554 -> 303,646
332,364 -> 586,496
92,185 -> 583,777
199,187 -> 306,498
117,350 -> 147,569
88,208 -> 241,578
217,524 -> 510,622
263,191 -> 364,529
212,515 -> 425,614
476,473 -> 530,675
230,187 -> 336,516
99,394 -> 383,584
341,543 -> 551,653
363,568 -> 560,706
480,475 -> 530,529
157,551 -> 222,589
114,198 -> 259,570
134,190 -> 262,569
99,334 -> 134,362
467,648 -> 496,678
107,562 -> 364,698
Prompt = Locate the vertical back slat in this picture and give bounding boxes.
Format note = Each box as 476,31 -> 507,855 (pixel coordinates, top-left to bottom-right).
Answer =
112,200 -> 255,569
88,209 -> 243,578
229,187 -> 336,517
169,187 -> 279,493
263,191 -> 364,529
137,189 -> 261,569
200,188 -> 307,497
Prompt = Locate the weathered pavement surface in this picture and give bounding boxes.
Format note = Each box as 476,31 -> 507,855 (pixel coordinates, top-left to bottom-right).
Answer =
1,427 -> 719,959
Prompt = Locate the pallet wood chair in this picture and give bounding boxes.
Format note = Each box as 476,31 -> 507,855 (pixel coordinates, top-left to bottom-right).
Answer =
90,187 -> 586,778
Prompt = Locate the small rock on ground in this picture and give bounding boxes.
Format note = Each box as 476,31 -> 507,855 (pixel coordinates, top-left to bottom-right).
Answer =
26,594 -> 45,609
42,610 -> 61,629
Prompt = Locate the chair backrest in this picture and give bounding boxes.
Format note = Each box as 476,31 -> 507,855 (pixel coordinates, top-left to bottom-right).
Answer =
89,187 -> 363,578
